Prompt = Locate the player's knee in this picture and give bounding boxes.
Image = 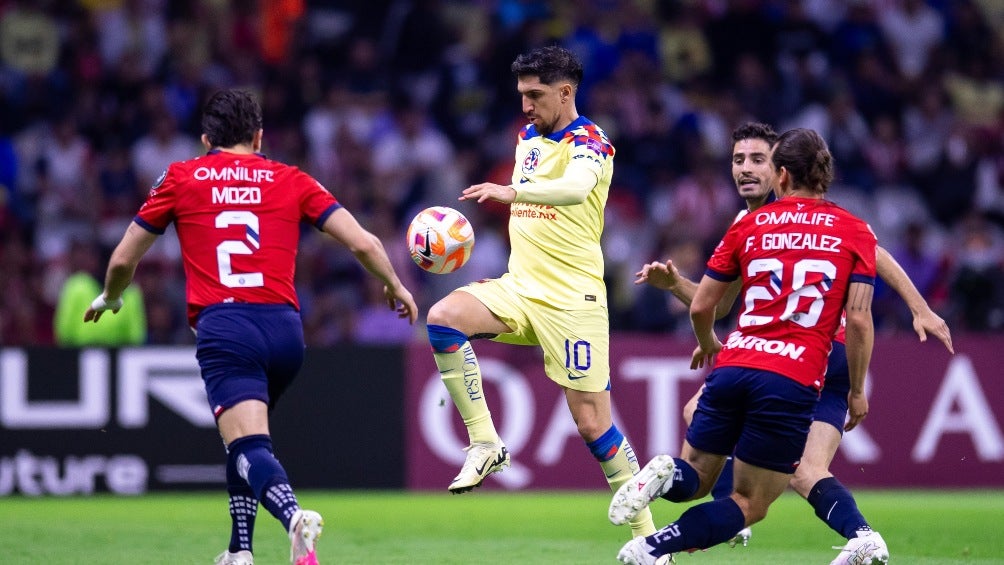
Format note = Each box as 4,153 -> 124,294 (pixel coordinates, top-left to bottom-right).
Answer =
426,299 -> 454,327
572,413 -> 609,442
789,466 -> 826,498
731,494 -> 768,524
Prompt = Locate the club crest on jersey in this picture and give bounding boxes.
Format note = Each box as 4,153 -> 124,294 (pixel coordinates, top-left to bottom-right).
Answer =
522,147 -> 541,174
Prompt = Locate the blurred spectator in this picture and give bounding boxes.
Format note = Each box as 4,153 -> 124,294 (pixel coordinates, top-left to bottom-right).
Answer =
915,126 -> 980,227
903,84 -> 956,176
828,1 -> 889,73
704,0 -> 775,86
849,50 -> 903,123
131,110 -> 200,190
877,0 -> 943,83
370,96 -> 461,222
133,259 -> 189,344
788,86 -> 873,190
0,236 -> 52,345
864,114 -> 907,187
93,0 -> 168,77
384,0 -> 453,107
949,216 -> 1004,331
53,241 -> 146,346
647,155 -> 738,246
656,1 -> 712,85
875,221 -> 946,330
32,114 -> 100,261
975,135 -> 1004,225
942,56 -> 1004,141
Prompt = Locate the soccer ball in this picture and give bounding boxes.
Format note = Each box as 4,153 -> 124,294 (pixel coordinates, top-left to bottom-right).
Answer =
406,206 -> 475,274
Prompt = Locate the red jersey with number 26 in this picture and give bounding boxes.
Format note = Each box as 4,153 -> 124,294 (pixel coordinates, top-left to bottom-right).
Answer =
706,197 -> 876,389
135,151 -> 340,325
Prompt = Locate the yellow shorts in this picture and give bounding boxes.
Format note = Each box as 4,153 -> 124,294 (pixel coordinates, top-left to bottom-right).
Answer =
459,274 -> 610,392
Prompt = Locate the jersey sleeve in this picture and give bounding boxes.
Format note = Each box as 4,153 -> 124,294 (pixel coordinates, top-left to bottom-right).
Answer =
568,122 -> 614,177
848,221 -> 878,285
296,171 -> 341,229
134,166 -> 177,234
705,222 -> 743,282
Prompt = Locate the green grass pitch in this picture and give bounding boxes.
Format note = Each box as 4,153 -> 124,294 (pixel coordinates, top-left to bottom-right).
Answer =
2,489 -> 1002,564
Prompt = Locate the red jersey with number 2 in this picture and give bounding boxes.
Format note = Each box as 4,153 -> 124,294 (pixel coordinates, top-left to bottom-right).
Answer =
135,150 -> 340,325
705,197 -> 876,389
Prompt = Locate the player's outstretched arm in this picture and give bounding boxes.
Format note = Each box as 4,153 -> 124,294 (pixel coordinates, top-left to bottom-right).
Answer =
636,261 -> 741,320
844,281 -> 875,432
875,246 -> 954,353
321,208 -> 418,324
689,275 -> 729,369
85,221 -> 159,323
463,160 -> 597,206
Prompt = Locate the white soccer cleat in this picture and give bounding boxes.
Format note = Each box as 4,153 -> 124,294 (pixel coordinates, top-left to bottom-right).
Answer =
448,440 -> 510,494
609,455 -> 676,525
289,509 -> 324,565
214,550 -> 254,565
617,536 -> 674,564
727,527 -> 752,548
830,531 -> 889,565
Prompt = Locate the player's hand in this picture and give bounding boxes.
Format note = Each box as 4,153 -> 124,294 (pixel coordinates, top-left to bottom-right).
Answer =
385,285 -> 419,324
690,338 -> 722,370
912,308 -> 954,354
460,182 -> 517,204
635,259 -> 681,290
845,390 -> 869,431
84,294 -> 123,323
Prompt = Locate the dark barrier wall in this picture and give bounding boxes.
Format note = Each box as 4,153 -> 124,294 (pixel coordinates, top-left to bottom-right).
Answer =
0,346 -> 403,495
406,334 -> 1004,490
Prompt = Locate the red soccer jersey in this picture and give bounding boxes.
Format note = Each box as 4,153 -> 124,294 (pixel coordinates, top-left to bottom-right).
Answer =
833,315 -> 847,344
135,151 -> 340,325
706,197 -> 876,389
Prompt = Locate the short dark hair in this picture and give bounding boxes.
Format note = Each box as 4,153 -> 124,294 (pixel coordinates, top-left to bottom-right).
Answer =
732,122 -> 778,146
511,45 -> 583,86
772,128 -> 834,193
201,89 -> 262,148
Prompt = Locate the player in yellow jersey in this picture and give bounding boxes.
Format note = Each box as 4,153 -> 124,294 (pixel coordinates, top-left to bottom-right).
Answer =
424,45 -> 657,538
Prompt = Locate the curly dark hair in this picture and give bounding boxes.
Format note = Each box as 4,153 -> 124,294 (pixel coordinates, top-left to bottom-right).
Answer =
772,128 -> 834,193
201,89 -> 263,149
511,45 -> 583,86
732,122 -> 778,146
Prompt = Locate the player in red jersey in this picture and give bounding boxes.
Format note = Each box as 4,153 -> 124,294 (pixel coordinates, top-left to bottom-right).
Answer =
635,122 -> 952,564
84,89 -> 417,565
611,128 -> 878,564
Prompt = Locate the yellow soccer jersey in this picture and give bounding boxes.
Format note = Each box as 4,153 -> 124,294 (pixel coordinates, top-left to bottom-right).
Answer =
507,116 -> 613,309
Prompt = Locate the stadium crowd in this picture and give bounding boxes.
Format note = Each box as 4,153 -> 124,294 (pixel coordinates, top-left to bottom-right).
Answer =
1,0 -> 1002,346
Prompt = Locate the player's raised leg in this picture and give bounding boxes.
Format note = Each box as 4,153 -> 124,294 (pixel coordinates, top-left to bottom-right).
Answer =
427,290 -> 512,493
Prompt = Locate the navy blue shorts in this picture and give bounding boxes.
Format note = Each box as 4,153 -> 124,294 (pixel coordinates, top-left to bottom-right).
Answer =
687,366 -> 818,474
195,303 -> 305,417
816,341 -> 850,434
